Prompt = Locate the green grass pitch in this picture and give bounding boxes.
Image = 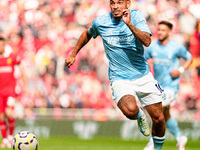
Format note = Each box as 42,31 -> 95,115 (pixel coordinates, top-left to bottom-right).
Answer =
5,136 -> 200,150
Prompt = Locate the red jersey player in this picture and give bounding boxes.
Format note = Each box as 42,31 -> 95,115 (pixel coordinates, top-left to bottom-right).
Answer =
0,37 -> 20,148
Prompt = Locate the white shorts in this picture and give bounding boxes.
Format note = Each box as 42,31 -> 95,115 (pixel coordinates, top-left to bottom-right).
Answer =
162,89 -> 177,107
111,73 -> 166,107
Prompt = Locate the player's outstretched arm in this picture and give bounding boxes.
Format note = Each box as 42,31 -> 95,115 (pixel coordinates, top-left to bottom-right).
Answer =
170,58 -> 193,78
65,30 -> 92,68
122,9 -> 151,47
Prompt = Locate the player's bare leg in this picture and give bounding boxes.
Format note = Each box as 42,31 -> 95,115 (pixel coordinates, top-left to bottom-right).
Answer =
145,102 -> 165,150
117,95 -> 139,119
0,113 -> 9,148
163,106 -> 170,121
6,107 -> 15,148
117,95 -> 150,136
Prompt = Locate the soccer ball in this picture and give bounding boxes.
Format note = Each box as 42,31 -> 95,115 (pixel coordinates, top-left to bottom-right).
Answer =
12,131 -> 39,150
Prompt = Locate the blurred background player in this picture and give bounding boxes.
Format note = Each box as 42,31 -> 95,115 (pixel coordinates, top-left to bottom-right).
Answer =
144,21 -> 193,150
0,37 -> 20,148
65,0 -> 166,149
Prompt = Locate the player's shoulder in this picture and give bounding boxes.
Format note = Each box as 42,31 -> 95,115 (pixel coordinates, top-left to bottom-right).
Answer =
129,9 -> 140,13
93,13 -> 111,26
8,53 -> 16,58
129,9 -> 143,16
169,40 -> 185,49
129,9 -> 146,23
148,40 -> 159,47
145,40 -> 159,52
151,40 -> 159,45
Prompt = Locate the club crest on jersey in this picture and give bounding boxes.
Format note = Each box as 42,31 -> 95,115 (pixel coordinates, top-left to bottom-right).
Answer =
7,58 -> 12,64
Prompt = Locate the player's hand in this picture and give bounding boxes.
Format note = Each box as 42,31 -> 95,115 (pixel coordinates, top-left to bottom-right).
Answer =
170,69 -> 180,78
65,55 -> 76,68
122,9 -> 131,25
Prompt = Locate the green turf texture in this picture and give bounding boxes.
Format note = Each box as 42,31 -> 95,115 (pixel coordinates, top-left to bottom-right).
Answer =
4,136 -> 200,150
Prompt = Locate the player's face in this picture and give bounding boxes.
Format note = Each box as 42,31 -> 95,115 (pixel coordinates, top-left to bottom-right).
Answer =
110,0 -> 130,20
157,24 -> 171,42
0,40 -> 5,54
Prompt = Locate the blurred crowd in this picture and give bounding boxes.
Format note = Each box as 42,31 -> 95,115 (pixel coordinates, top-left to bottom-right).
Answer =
0,0 -> 200,119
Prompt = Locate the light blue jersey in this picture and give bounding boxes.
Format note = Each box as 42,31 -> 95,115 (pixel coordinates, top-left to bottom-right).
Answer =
144,40 -> 192,92
88,10 -> 151,83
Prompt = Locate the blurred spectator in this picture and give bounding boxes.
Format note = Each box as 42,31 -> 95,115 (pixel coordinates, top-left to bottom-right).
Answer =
0,0 -> 199,119
190,21 -> 200,59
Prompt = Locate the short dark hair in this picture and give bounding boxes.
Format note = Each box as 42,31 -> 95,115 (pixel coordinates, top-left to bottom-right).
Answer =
0,37 -> 5,41
158,21 -> 173,30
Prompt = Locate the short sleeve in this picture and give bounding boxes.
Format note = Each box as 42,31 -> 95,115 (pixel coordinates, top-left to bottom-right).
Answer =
144,46 -> 152,60
88,19 -> 100,39
132,10 -> 151,35
177,45 -> 192,60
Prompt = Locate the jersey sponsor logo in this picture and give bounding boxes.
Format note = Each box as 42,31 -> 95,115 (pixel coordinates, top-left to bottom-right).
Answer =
0,66 -> 12,73
153,58 -> 173,66
106,35 -> 135,46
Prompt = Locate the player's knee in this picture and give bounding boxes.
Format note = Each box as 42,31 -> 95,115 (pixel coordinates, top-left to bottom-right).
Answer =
117,95 -> 138,120
6,114 -> 14,120
0,113 -> 5,121
153,114 -> 165,125
6,111 -> 14,120
123,106 -> 139,120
